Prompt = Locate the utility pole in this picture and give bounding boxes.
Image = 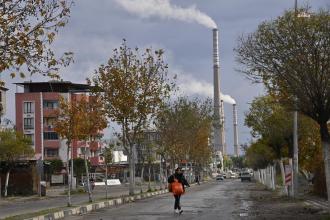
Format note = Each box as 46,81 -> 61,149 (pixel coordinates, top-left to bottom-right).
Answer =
292,0 -> 299,198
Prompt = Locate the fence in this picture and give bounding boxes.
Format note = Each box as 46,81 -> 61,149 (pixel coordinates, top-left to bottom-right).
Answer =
254,165 -> 276,190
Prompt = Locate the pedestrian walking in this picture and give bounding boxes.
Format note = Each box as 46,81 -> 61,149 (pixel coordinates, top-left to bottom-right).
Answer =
168,167 -> 190,214
195,174 -> 200,185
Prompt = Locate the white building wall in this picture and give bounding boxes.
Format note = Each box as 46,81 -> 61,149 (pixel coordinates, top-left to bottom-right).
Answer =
113,151 -> 127,163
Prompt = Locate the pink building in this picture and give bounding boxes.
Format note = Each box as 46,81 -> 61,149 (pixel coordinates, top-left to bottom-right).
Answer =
15,81 -> 104,166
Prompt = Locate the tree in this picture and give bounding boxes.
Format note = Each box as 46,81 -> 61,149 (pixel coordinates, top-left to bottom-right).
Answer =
76,95 -> 107,202
235,8 -> 330,200
245,140 -> 275,170
155,97 -> 213,177
54,96 -> 82,206
147,143 -> 158,191
231,156 -> 245,169
245,96 -> 292,159
44,159 -> 63,182
223,155 -> 233,170
0,129 -> 33,196
90,40 -> 175,195
71,158 -> 90,183
245,95 -> 322,187
45,159 -> 63,174
55,95 -> 106,203
0,0 -> 74,85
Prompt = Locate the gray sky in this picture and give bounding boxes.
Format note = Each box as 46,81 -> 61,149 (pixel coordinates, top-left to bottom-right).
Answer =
3,0 -> 329,155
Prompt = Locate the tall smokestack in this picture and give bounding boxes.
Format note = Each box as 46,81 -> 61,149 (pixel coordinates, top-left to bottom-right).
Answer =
212,28 -> 222,154
220,100 -> 226,155
233,104 -> 239,156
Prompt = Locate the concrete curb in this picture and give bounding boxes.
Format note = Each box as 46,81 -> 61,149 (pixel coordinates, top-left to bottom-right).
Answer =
304,199 -> 329,212
24,189 -> 169,220
23,180 -> 208,220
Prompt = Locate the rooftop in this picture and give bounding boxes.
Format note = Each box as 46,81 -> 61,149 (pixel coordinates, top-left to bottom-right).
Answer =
14,81 -> 92,93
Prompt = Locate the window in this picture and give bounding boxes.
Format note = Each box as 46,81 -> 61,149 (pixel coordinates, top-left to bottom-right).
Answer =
45,148 -> 59,157
24,102 -> 34,114
24,134 -> 34,145
43,132 -> 59,140
43,100 -> 58,109
44,117 -> 56,127
24,118 -> 34,129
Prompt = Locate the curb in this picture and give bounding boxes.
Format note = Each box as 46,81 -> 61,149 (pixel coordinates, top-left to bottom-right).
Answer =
304,199 -> 329,212
24,189 -> 169,220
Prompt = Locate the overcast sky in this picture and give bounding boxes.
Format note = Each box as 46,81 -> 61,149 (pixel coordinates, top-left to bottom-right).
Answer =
2,0 -> 329,155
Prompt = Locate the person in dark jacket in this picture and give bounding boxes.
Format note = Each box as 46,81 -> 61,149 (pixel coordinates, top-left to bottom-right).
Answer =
168,167 -> 190,214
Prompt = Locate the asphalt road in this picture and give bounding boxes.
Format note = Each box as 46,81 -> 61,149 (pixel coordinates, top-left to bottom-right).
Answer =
64,179 -> 255,220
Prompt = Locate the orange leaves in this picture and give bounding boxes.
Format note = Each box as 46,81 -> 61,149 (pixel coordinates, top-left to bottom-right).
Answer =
0,0 -> 73,84
76,95 -> 107,141
155,97 -> 213,165
54,96 -> 80,142
55,94 -> 107,147
90,40 -> 175,149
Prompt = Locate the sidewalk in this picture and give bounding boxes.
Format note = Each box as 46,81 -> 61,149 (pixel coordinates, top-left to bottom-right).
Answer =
0,181 -> 164,219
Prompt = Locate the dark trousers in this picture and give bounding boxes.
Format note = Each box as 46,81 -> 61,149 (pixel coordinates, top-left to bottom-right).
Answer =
174,195 -> 181,210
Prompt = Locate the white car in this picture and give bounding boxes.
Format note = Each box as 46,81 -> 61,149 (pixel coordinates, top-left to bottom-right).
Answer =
227,171 -> 238,179
240,172 -> 252,182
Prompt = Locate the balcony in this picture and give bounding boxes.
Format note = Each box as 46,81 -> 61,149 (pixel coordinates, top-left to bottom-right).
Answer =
43,140 -> 60,149
43,108 -> 57,117
89,141 -> 99,151
43,125 -> 55,132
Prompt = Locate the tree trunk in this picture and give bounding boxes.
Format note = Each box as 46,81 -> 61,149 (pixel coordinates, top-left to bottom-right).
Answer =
70,146 -> 74,190
148,164 -> 151,191
141,165 -> 145,181
84,144 -> 93,202
4,169 -> 10,197
164,157 -> 168,183
152,164 -> 156,187
279,158 -> 288,196
105,161 -> 108,200
66,143 -> 72,206
159,158 -> 163,189
128,149 -> 135,195
320,122 -> 330,202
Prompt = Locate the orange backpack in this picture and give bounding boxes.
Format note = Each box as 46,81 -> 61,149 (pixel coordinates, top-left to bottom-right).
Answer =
171,178 -> 184,195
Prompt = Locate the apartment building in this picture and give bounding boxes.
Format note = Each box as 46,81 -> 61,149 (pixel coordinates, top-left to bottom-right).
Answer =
15,81 -> 104,166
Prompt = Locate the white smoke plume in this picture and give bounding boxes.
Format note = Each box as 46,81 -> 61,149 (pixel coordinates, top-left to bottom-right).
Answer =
114,0 -> 217,29
220,94 -> 236,105
177,74 -> 236,104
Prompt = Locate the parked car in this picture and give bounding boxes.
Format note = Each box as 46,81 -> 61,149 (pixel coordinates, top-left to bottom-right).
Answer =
215,174 -> 224,181
240,172 -> 252,182
227,170 -> 238,179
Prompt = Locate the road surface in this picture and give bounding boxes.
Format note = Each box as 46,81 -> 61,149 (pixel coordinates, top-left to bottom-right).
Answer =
64,179 -> 328,220
63,179 -> 256,220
